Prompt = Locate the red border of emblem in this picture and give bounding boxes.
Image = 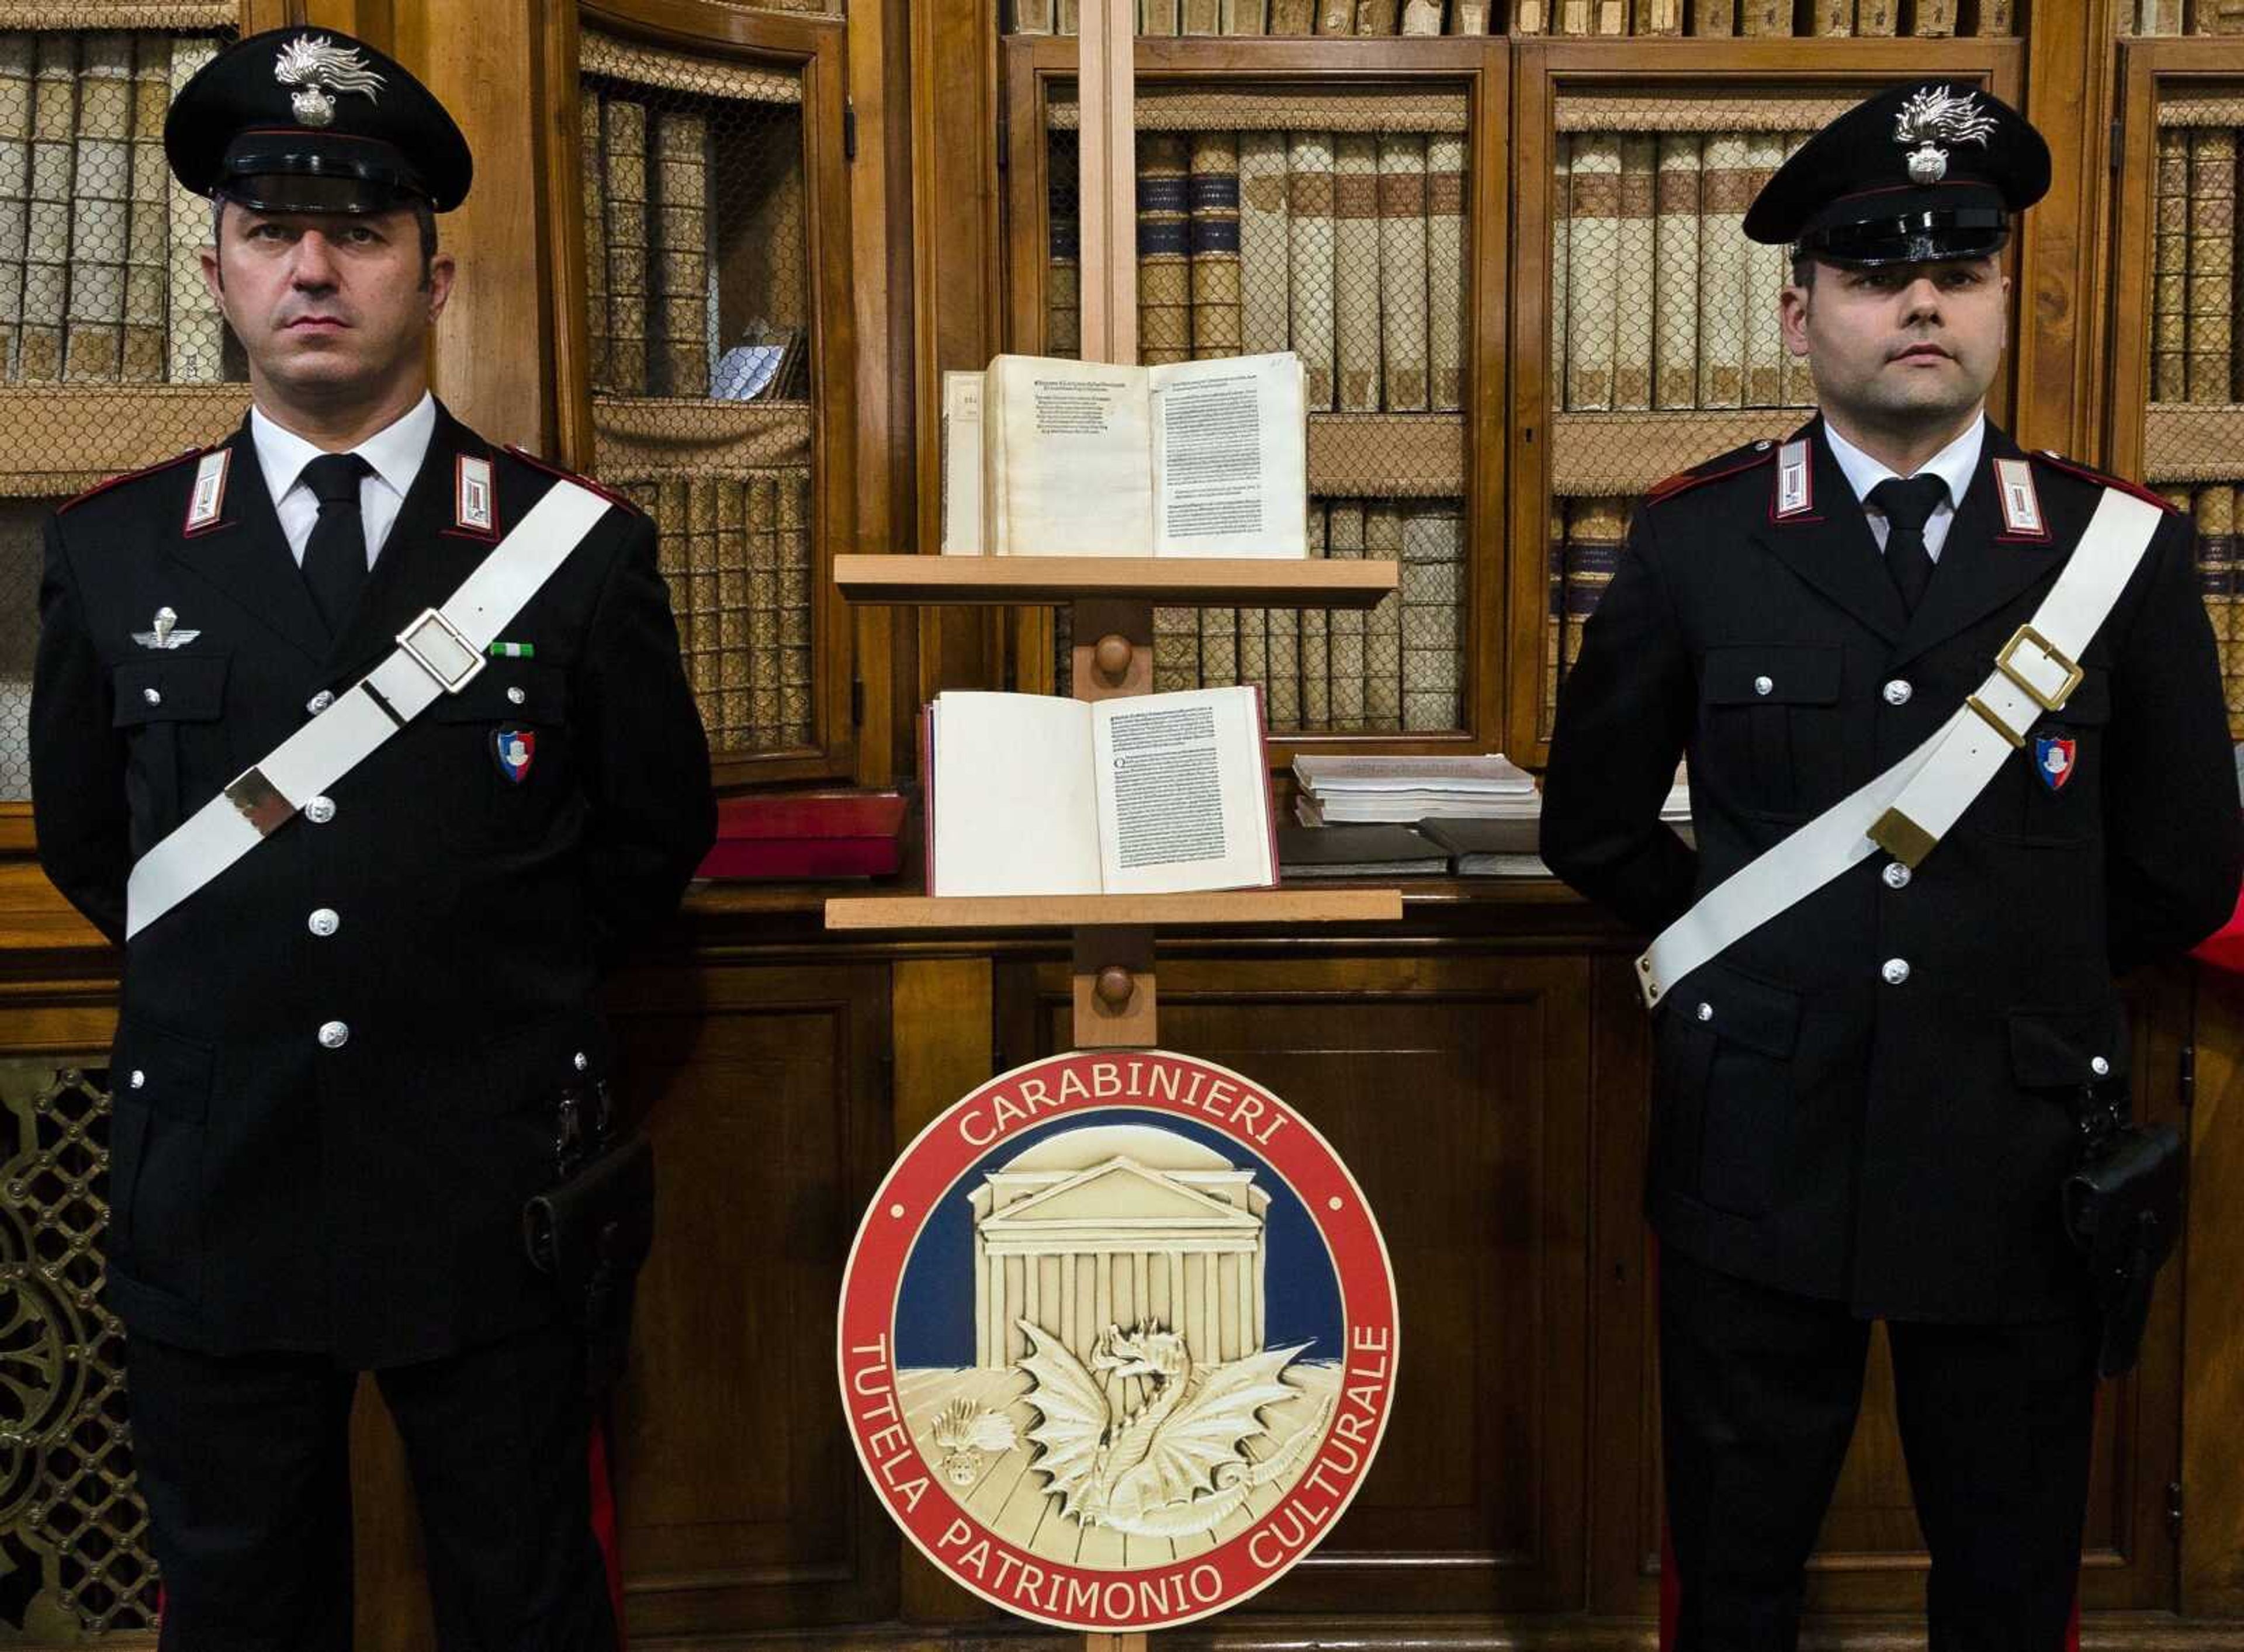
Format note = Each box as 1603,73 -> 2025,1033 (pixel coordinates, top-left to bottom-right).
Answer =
837,1048 -> 1400,1632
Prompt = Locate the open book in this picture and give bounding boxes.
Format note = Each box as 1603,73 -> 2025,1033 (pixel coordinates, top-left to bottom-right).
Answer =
924,685 -> 1278,895
963,352 -> 1308,557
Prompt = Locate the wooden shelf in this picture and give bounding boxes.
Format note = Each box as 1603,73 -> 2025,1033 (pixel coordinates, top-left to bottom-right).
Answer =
833,555 -> 1399,606
823,888 -> 1402,930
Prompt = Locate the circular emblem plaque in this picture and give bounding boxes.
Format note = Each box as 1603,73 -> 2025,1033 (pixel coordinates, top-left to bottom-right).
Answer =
839,1048 -> 1398,1633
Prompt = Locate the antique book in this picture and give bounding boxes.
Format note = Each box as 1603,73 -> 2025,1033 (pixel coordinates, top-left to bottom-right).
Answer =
1058,0 -> 1081,33
1511,0 -> 1550,27
2189,0 -> 2244,26
1355,0 -> 1402,27
1047,138 -> 1081,356
1271,0 -> 1319,26
1595,0 -> 1629,26
717,478 -> 749,737
1239,595 -> 1270,712
1402,0 -> 1446,31
1200,605 -> 1239,685
64,33 -> 131,382
1238,133 -> 1290,356
1016,0 -> 1055,30
1614,134 -> 1657,410
1334,133 -> 1382,411
779,473 -> 813,743
1427,134 -> 1466,411
1189,130 -> 1243,359
1739,0 -> 1791,29
1221,0 -> 1269,34
1267,588 -> 1301,728
1564,133 -> 1618,410
1563,496 -> 1625,676
1555,0 -> 1593,32
1742,132 -> 1788,406
0,34 -> 30,378
602,97 -> 650,396
1636,0 -> 1685,28
1139,132 -> 1193,366
1183,0 -> 1223,35
122,33 -> 167,383
1544,503 -> 1564,729
1401,506 -> 1463,731
1379,133 -> 1429,410
652,110 -> 711,397
1328,500 -> 1366,729
1299,503 -> 1329,729
976,352 -> 1309,556
1970,0 -> 2013,27
698,791 -> 906,880
2188,127 -> 2235,403
646,477 -> 688,671
1141,0 -> 1182,31
2197,486 -> 2235,701
747,474 -> 781,746
1278,823 -> 1450,877
1316,0 -> 1356,33
1363,503 -> 1403,728
579,93 -> 610,390
1810,0 -> 1854,30
1415,817 -> 1549,877
687,477 -> 721,716
1697,131 -> 1750,408
2142,0 -> 2184,26
926,686 -> 1277,896
165,34 -> 222,382
1289,131 -> 1337,408
1858,0 -> 1899,29
941,370 -> 984,554
1154,603 -> 1199,694
1689,0 -> 1735,29
1907,0 -> 1958,32
1448,0 -> 1491,27
1654,133 -> 1700,409
1549,136 -> 1570,409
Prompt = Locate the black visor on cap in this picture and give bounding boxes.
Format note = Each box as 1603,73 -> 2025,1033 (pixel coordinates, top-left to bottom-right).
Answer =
216,131 -> 427,213
1798,207 -> 2011,268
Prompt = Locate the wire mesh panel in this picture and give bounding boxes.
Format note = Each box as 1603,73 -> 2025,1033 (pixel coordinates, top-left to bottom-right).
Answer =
580,28 -> 818,761
1002,0 -> 2017,34
1,500 -> 42,802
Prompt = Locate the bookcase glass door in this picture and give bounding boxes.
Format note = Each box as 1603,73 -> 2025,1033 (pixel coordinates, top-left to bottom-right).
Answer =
578,26 -> 826,777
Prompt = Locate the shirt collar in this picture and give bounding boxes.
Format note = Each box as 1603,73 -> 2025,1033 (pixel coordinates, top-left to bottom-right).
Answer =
1824,413 -> 1986,513
250,390 -> 438,505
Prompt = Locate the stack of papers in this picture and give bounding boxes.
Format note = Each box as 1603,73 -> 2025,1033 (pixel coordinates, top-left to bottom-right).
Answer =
1293,753 -> 1538,826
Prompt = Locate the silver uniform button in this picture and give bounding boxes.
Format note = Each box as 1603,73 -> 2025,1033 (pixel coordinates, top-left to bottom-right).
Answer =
507,685 -> 527,705
307,690 -> 335,715
141,686 -> 162,706
304,795 -> 336,825
2091,1056 -> 2111,1077
129,1069 -> 145,1089
308,908 -> 340,937
317,1020 -> 350,1050
1883,679 -> 1912,706
1753,675 -> 1774,697
1881,958 -> 1911,986
1695,1002 -> 1713,1022
1883,861 -> 1911,889
573,1051 -> 590,1071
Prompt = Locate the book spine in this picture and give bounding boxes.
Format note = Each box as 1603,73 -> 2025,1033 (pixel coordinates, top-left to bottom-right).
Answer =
121,33 -> 166,383
1141,0 -> 1182,33
1556,0 -> 1594,33
1636,0 -> 1685,27
1689,0 -> 1736,30
1327,501 -> 1365,728
2194,484 -> 2232,715
716,478 -> 748,743
1200,606 -> 1239,685
1402,0 -> 1446,30
67,34 -> 130,383
779,471 -> 813,746
1448,0 -> 1490,26
1189,129 -> 1242,359
2189,127 -> 2236,403
1698,130 -> 1749,408
603,98 -> 650,396
1268,594 -> 1301,728
1738,0 -> 1791,29
1550,135 -> 1569,412
1334,132 -> 1382,411
1154,604 -> 1199,693
1138,131 -> 1193,365
1239,596 -> 1270,708
1378,133 -> 1428,411
1908,0 -> 1958,32
1270,0 -> 1319,27
1856,0 -> 1898,27
1563,497 -> 1625,678
1401,505 -> 1463,731
1289,131 -> 1337,408
579,91 -> 610,391
1564,133 -> 1618,411
1183,0 -> 1223,37
1015,0 -> 1055,31
1810,0 -> 1853,30
747,475 -> 781,747
1363,501 -> 1404,728
1238,132 -> 1290,356
165,36 -> 221,382
1512,0 -> 1550,28
687,477 -> 721,737
1220,0 -> 1268,34
1058,0 -> 1081,32
1355,0 -> 1402,28
1654,133 -> 1700,410
2190,0 -> 2244,26
1970,0 -> 2013,28
0,34 -> 30,380
649,480 -> 689,692
1545,502 -> 1566,730
1048,132 -> 1081,356
1596,0 -> 1629,26
1316,0 -> 1354,34
1300,503 -> 1328,729
652,110 -> 711,397
1423,134 -> 1467,413
1614,134 -> 1656,410
1743,131 -> 1788,406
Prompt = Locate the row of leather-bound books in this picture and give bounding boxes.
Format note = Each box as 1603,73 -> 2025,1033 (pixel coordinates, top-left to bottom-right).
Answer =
608,470 -> 815,753
2152,121 -> 2244,406
1542,496 -> 1627,729
0,30 -> 228,385
580,88 -> 715,400
2132,1 -> 2244,30
2167,482 -> 2244,718
1135,497 -> 1467,733
1016,0 -> 2010,30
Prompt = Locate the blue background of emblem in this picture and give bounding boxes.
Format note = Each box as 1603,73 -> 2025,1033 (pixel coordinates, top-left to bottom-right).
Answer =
894,1106 -> 1346,1369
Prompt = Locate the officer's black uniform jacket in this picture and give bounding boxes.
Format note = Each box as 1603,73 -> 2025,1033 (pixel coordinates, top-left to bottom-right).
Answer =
1540,418 -> 2242,1323
31,404 -> 716,1367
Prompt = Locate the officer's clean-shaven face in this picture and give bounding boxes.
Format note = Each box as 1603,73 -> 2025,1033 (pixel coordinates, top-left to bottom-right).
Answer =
200,204 -> 455,414
1778,256 -> 2008,441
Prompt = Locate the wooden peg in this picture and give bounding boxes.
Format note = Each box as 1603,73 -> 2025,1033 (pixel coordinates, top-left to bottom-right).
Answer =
1071,598 -> 1152,699
1072,926 -> 1157,1048
1093,633 -> 1134,682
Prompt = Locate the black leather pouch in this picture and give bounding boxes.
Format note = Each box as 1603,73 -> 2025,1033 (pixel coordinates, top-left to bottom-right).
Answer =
524,1081 -> 655,1396
2060,1089 -> 2183,1380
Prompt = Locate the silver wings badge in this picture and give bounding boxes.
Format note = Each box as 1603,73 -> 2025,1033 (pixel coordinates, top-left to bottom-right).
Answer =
272,34 -> 386,129
1892,85 -> 1998,186
131,607 -> 199,650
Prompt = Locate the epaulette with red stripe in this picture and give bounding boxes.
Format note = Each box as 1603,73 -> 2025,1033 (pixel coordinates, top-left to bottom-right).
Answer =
502,444 -> 647,518
56,445 -> 206,515
1643,439 -> 1780,507
2030,449 -> 2184,515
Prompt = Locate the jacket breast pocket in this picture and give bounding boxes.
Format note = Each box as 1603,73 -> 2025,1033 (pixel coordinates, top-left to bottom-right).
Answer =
110,654 -> 231,852
1656,964 -> 1804,1218
1701,645 -> 1844,819
423,661 -> 575,847
106,1016 -> 213,1307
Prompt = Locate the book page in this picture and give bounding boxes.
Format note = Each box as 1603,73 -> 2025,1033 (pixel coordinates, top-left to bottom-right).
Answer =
928,693 -> 1102,895
941,370 -> 982,554
1147,352 -> 1308,557
1090,685 -> 1276,894
983,355 -> 1155,556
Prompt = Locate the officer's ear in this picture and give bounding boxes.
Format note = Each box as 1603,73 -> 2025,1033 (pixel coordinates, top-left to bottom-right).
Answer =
200,197 -> 226,300
423,250 -> 456,325
1779,272 -> 1814,359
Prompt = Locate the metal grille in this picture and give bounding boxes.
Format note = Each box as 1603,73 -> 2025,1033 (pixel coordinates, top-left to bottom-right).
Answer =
2124,1 -> 2228,33
1005,0 -> 2017,34
580,32 -> 816,759
0,500 -> 42,802
0,1058 -> 156,1638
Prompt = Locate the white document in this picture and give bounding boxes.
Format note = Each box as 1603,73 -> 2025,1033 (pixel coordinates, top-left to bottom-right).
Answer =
1149,353 -> 1308,557
941,370 -> 984,555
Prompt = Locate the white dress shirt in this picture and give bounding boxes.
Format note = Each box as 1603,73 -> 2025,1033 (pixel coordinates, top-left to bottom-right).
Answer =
250,391 -> 438,569
1823,413 -> 1986,564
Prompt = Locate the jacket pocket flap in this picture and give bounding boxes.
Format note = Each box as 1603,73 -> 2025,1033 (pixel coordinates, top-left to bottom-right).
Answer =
2008,1004 -> 2128,1088
1704,645 -> 1841,706
2046,665 -> 2110,726
112,655 -> 227,728
1678,963 -> 1803,1058
425,660 -> 568,725
111,1018 -> 214,1124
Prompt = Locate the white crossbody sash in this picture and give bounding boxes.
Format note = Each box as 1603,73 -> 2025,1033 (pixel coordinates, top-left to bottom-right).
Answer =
123,478 -> 614,940
1635,486 -> 2164,1010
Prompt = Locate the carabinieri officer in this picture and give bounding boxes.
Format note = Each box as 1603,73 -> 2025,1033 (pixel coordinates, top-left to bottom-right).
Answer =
1540,84 -> 2240,1652
30,28 -> 714,1649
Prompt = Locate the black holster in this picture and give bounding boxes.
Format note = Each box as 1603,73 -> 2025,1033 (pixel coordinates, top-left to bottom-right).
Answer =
2060,1085 -> 2183,1380
524,1080 -> 655,1397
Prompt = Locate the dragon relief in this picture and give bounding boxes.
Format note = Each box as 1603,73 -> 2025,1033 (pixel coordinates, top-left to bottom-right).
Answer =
1013,1319 -> 1332,1539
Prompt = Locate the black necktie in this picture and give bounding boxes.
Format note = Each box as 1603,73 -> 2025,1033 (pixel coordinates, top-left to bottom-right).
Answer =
299,452 -> 373,635
1868,473 -> 1948,615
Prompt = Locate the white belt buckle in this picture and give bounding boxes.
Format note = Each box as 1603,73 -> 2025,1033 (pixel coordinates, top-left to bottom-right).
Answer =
396,607 -> 486,694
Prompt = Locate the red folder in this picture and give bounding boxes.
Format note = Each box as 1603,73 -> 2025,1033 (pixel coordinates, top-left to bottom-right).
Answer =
695,792 -> 908,880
